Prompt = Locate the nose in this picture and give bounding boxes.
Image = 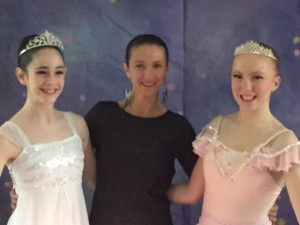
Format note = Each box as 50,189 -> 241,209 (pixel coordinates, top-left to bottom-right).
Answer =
241,79 -> 252,90
143,67 -> 154,78
46,74 -> 55,86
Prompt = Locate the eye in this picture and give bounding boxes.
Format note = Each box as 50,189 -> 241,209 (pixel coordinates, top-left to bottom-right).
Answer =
153,63 -> 162,69
232,74 -> 242,79
36,70 -> 47,75
135,64 -> 144,70
56,70 -> 65,76
253,75 -> 263,80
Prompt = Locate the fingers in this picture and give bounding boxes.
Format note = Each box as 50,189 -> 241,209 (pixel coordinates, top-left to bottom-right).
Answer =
269,215 -> 277,224
269,204 -> 279,215
268,203 -> 279,224
5,181 -> 18,210
10,188 -> 18,210
4,181 -> 13,189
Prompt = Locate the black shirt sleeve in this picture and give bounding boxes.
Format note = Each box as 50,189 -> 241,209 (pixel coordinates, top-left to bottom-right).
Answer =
173,116 -> 198,177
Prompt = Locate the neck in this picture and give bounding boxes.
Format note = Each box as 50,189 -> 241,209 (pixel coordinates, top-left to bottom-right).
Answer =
236,107 -> 275,127
20,102 -> 58,124
121,94 -> 166,118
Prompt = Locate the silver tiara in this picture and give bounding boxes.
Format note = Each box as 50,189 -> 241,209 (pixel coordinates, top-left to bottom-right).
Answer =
19,30 -> 64,56
234,41 -> 277,61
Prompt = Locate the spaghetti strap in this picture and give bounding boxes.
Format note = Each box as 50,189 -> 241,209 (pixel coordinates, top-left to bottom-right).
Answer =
63,112 -> 78,135
216,116 -> 223,135
257,128 -> 290,148
0,121 -> 31,148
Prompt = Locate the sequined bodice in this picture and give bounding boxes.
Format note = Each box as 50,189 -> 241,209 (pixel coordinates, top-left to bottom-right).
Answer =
8,135 -> 84,189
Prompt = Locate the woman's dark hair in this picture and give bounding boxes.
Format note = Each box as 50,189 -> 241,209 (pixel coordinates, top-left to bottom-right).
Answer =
125,34 -> 169,66
17,34 -> 64,71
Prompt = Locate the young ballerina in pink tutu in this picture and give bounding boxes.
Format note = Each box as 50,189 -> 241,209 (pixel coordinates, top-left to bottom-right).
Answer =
167,41 -> 300,225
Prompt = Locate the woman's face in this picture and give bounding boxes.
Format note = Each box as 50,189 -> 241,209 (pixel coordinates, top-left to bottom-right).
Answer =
18,48 -> 67,105
124,44 -> 168,98
231,53 -> 280,112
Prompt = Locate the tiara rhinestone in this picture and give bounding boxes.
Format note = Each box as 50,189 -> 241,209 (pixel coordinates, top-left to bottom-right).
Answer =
19,30 -> 64,56
234,41 -> 277,60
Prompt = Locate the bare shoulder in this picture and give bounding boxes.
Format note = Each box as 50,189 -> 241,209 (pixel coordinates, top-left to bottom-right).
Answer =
274,128 -> 299,146
61,112 -> 89,138
268,117 -> 299,145
208,113 -> 234,128
0,134 -> 21,164
207,115 -> 221,128
64,112 -> 86,126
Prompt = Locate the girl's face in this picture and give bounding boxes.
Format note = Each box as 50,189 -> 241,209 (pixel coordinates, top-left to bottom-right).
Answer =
123,44 -> 168,98
231,53 -> 280,112
17,48 -> 67,105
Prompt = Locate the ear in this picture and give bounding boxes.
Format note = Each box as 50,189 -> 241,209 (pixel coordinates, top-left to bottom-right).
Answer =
15,67 -> 27,86
272,75 -> 281,92
122,63 -> 130,79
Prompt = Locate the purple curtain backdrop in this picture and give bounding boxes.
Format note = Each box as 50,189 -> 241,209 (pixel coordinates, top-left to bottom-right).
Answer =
0,0 -> 299,224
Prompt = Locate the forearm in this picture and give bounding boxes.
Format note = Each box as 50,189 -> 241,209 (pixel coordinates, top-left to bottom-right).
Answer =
83,162 -> 96,189
167,183 -> 202,205
83,148 -> 97,189
284,165 -> 300,223
168,157 -> 205,204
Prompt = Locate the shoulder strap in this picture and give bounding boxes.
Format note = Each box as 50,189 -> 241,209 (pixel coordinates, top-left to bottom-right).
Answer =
63,112 -> 78,134
0,121 -> 31,148
216,115 -> 223,135
262,129 -> 289,146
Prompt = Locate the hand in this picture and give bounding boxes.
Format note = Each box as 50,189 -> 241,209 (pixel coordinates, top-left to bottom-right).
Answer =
5,181 -> 18,210
268,203 -> 279,225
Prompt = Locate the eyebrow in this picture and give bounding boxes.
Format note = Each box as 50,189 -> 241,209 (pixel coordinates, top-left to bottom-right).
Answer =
35,66 -> 65,70
134,60 -> 164,64
133,60 -> 144,63
232,70 -> 264,74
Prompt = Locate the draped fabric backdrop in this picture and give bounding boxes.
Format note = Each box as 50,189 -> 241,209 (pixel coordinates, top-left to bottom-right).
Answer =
0,1 -> 299,224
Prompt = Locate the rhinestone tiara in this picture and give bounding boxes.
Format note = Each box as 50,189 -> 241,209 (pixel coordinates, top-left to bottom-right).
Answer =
19,30 -> 64,56
234,41 -> 277,61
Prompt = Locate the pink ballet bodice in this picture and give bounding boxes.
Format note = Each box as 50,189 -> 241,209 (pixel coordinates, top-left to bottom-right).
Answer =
193,117 -> 300,225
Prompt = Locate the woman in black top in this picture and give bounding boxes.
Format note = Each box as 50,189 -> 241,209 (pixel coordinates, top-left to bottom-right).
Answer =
85,34 -> 198,225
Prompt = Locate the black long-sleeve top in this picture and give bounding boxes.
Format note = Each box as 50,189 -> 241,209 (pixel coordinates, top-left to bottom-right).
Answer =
85,101 -> 198,225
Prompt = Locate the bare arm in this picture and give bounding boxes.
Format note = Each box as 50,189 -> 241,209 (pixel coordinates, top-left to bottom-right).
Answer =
284,164 -> 300,223
73,113 -> 97,189
167,157 -> 205,204
0,135 -> 21,210
0,135 -> 20,176
275,131 -> 300,224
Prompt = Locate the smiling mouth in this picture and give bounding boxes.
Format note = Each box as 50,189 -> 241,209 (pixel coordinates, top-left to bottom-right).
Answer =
240,95 -> 256,102
42,88 -> 57,94
141,82 -> 156,87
